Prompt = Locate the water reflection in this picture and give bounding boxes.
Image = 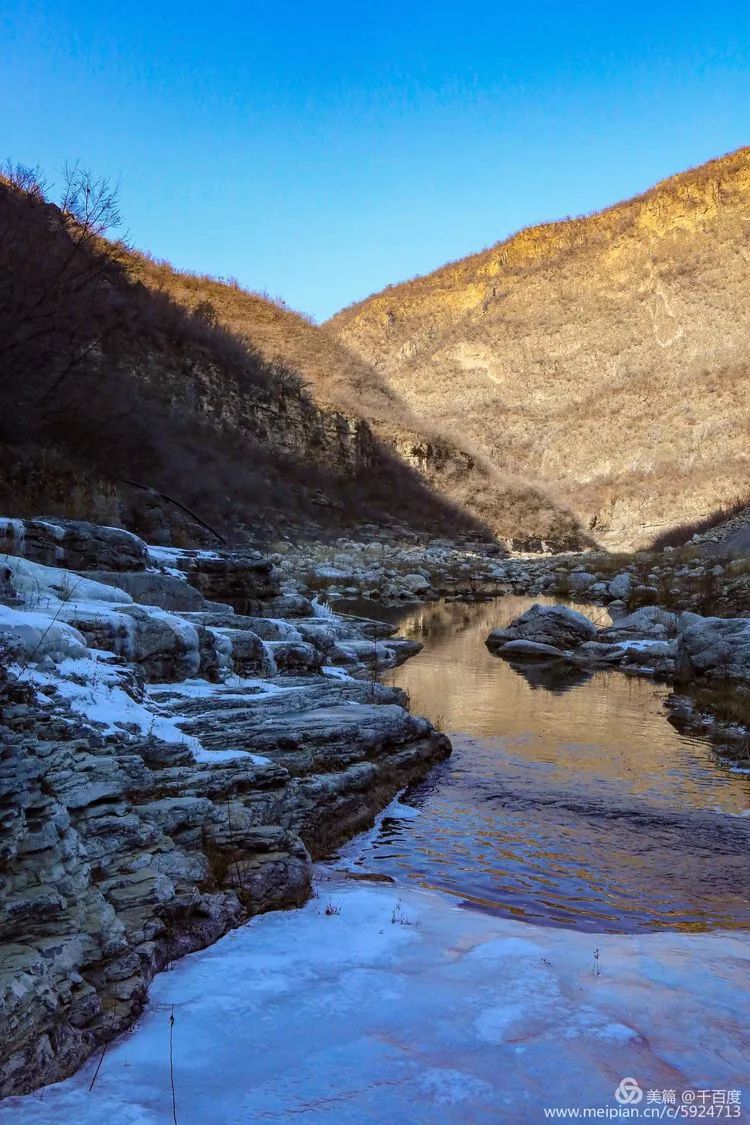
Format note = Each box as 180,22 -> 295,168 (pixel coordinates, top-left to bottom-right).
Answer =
504,657 -> 593,693
336,596 -> 750,932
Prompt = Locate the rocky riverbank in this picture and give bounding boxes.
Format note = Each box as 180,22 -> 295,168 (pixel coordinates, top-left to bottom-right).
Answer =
0,517 -> 449,1098
486,602 -> 750,764
3,514 -> 750,1098
270,532 -> 750,761
267,533 -> 749,616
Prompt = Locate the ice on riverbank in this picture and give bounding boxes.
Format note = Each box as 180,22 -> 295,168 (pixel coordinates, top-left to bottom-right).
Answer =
4,878 -> 748,1123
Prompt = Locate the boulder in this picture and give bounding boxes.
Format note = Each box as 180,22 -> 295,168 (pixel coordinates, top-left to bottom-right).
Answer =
217,628 -> 275,676
400,572 -> 431,594
486,604 -> 596,653
384,638 -> 424,665
675,615 -> 750,683
567,571 -> 596,592
599,606 -> 678,644
0,518 -> 148,571
59,603 -> 205,682
266,640 -> 324,674
607,600 -> 629,620
608,572 -> 633,601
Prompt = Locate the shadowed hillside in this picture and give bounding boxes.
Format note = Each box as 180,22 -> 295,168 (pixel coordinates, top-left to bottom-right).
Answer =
127,253 -> 583,549
0,169 -> 496,544
327,148 -> 750,549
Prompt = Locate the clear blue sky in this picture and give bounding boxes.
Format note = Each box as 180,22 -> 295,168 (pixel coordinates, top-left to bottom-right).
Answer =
3,2 -> 749,320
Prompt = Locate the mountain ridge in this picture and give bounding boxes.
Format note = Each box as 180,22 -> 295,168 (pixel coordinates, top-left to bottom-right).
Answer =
326,146 -> 750,547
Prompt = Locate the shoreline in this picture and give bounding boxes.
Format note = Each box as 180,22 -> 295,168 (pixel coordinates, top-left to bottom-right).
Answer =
2,515 -> 750,1103
0,517 -> 449,1098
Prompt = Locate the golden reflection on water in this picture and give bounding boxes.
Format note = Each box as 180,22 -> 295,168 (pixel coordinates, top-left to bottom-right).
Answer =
338,596 -> 750,932
382,596 -> 750,815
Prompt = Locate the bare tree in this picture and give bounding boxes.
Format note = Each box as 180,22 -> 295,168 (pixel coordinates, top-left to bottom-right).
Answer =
0,161 -> 128,418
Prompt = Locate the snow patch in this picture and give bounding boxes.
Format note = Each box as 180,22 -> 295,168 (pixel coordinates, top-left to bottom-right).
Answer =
1,553 -> 133,607
322,664 -> 354,681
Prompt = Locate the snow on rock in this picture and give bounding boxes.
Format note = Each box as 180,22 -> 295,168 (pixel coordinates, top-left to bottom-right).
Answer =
0,553 -> 134,607
0,604 -> 89,663
22,655 -> 204,750
322,664 -> 354,681
6,879 -> 749,1122
147,545 -> 223,565
0,522 -> 454,1100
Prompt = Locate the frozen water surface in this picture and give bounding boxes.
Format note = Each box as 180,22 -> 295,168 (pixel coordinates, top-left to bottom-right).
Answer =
3,879 -> 748,1122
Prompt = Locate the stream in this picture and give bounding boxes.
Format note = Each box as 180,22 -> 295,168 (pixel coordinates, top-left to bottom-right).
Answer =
7,595 -> 750,1121
335,596 -> 750,933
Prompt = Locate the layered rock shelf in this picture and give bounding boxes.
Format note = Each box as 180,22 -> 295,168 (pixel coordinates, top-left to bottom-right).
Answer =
0,518 -> 449,1097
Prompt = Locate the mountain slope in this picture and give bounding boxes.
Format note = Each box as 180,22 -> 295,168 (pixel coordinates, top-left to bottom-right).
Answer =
327,147 -> 750,548
126,253 -> 584,548
0,173 -> 487,544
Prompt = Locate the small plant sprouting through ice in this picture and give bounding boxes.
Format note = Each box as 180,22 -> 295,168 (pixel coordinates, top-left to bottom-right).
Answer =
391,900 -> 417,927
324,899 -> 341,916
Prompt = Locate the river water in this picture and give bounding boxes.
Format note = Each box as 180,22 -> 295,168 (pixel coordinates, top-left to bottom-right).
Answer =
335,596 -> 750,933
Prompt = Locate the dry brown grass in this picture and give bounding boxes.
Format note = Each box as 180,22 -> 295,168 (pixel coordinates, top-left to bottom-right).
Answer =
126,251 -> 400,422
328,147 -> 750,549
649,496 -> 750,549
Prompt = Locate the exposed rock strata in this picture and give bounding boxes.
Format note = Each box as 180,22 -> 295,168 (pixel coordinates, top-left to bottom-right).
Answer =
0,521 -> 449,1098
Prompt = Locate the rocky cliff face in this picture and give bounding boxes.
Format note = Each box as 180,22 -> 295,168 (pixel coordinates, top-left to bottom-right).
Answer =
0,518 -> 449,1097
141,350 -> 380,478
327,147 -> 750,549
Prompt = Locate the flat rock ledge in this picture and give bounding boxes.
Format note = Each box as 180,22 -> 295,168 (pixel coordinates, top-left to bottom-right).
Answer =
0,519 -> 449,1098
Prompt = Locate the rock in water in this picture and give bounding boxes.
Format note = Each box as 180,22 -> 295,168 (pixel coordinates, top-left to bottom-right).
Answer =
675,614 -> 750,683
607,572 -> 633,601
486,603 -> 596,653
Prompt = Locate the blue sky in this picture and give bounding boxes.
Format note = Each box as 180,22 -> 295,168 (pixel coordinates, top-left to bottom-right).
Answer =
3,2 -> 749,320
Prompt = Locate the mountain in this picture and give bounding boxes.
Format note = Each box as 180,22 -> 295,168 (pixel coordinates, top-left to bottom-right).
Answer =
0,173 -> 479,545
327,148 -> 750,549
0,170 -> 583,549
124,253 -> 583,549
